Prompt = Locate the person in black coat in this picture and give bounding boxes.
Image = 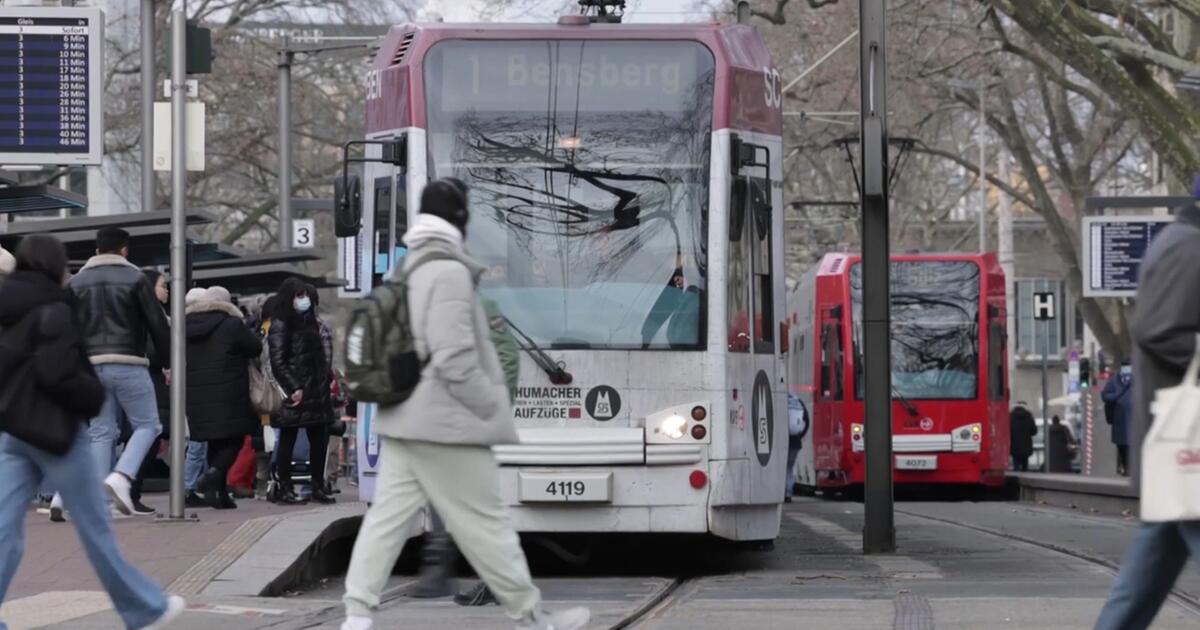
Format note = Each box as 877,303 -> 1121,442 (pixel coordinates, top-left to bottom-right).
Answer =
185,289 -> 262,509
0,235 -> 186,626
268,278 -> 335,505
1009,402 -> 1037,472
1046,415 -> 1076,474
127,269 -> 171,514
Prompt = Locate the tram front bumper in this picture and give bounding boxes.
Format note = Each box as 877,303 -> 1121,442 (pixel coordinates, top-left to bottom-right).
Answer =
497,464 -> 711,533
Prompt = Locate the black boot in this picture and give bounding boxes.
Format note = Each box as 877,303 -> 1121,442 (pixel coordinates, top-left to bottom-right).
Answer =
409,530 -> 455,598
275,484 -> 308,505
199,467 -> 223,509
453,582 -> 498,607
310,482 -> 336,505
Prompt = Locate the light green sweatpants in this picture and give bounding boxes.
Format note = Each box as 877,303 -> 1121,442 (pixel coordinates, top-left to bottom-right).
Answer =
342,437 -> 541,620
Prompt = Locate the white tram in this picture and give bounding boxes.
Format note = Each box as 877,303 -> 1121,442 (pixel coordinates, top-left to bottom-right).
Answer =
339,12 -> 786,541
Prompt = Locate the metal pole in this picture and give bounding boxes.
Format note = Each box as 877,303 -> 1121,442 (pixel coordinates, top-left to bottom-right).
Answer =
998,155 -> 1015,376
978,83 -> 987,252
1041,320 -> 1050,474
141,0 -> 155,213
167,10 -> 188,519
277,37 -> 292,250
860,0 -> 895,554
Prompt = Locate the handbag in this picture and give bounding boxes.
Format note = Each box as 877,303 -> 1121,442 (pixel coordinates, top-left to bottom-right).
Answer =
249,363 -> 283,415
1140,334 -> 1200,522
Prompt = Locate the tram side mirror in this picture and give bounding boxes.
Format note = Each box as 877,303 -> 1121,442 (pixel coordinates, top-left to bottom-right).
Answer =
335,174 -> 363,237
729,178 -> 747,242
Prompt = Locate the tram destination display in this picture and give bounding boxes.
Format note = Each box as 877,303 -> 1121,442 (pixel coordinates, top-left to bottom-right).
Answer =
0,7 -> 104,165
1081,216 -> 1173,298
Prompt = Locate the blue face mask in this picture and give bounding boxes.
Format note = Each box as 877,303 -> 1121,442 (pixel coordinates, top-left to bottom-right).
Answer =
1120,365 -> 1132,376
294,297 -> 312,313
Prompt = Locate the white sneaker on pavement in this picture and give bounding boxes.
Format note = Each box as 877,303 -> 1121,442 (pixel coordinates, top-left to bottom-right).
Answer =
105,472 -> 135,516
49,493 -> 65,523
340,615 -> 373,630
143,595 -> 186,629
515,607 -> 591,630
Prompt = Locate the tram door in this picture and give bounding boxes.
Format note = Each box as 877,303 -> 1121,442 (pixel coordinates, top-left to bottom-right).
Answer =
353,140 -> 409,503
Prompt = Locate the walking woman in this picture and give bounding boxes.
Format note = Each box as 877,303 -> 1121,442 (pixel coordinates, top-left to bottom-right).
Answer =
0,235 -> 184,628
185,286 -> 262,509
268,278 -> 336,505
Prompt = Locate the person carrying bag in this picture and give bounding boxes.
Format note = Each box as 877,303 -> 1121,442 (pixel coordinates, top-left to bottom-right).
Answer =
1140,335 -> 1200,522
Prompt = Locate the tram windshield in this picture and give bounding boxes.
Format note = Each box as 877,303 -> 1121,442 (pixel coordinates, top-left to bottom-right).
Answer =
424,40 -> 714,349
850,261 -> 981,400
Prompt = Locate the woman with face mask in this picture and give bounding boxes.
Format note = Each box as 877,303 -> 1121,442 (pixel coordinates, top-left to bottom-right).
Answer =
267,278 -> 335,504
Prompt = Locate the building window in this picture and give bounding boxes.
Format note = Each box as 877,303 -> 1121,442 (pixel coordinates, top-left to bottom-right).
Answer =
1016,278 -> 1063,358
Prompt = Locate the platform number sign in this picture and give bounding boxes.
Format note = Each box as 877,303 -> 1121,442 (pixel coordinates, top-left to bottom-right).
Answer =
292,219 -> 315,249
1033,292 -> 1056,321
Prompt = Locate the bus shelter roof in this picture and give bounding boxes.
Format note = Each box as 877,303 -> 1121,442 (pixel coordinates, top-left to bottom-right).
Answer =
192,262 -> 342,295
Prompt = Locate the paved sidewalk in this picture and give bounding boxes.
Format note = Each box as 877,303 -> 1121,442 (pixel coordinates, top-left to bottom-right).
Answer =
0,488 -> 357,628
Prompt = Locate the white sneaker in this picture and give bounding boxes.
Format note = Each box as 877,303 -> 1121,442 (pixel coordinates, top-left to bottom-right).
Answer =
515,607 -> 591,630
340,616 -> 373,630
105,472 -> 134,516
49,493 -> 65,523
143,595 -> 186,629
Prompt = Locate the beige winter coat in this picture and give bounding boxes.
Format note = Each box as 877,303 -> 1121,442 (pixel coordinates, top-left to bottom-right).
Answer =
372,216 -> 518,446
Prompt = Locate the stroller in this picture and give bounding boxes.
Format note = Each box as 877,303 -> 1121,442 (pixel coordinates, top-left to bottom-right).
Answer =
266,428 -> 315,502
265,420 -> 348,502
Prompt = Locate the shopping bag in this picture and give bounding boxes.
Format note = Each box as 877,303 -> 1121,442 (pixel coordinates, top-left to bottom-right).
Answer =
1141,335 -> 1200,522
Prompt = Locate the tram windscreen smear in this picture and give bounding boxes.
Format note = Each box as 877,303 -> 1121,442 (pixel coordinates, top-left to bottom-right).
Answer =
850,261 -> 981,400
424,40 -> 715,350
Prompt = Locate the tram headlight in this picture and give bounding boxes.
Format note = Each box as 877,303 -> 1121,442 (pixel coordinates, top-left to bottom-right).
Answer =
657,414 -> 688,440
952,423 -> 983,452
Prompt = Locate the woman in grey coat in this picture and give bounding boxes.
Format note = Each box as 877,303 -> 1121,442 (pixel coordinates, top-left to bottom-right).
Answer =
339,180 -> 589,630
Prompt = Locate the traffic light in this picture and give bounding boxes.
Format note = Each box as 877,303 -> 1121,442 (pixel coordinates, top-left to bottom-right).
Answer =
1080,357 -> 1092,388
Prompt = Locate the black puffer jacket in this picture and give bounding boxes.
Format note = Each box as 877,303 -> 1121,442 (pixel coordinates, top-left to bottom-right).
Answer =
0,270 -> 104,423
268,313 -> 332,428
68,254 -> 170,364
185,300 -> 262,441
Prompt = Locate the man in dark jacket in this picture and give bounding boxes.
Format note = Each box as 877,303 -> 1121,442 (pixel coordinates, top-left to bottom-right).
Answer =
68,227 -> 171,516
1009,402 -> 1037,472
1101,359 -> 1134,476
1095,185 -> 1200,630
185,288 -> 261,509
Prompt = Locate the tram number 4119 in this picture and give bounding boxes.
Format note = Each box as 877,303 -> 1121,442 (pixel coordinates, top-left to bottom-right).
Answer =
545,481 -> 587,497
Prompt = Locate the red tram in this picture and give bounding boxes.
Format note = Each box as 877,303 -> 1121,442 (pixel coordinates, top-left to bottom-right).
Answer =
787,253 -> 1010,489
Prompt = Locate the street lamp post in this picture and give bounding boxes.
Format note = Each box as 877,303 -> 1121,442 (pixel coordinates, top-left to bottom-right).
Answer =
860,0 -> 895,555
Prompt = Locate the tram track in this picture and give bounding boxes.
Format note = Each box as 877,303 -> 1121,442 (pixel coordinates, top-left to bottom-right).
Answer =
894,507 -> 1200,618
608,576 -> 692,629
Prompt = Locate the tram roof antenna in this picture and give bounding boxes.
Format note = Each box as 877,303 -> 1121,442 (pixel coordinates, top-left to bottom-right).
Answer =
578,0 -> 626,23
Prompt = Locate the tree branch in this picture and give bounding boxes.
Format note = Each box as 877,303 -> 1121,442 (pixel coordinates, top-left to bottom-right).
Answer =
1088,35 -> 1200,75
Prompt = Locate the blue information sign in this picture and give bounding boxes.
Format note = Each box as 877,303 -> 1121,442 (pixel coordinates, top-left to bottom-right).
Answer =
0,7 -> 103,165
1082,216 -> 1173,297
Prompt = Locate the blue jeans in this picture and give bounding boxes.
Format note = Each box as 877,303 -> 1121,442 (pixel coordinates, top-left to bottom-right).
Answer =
0,432 -> 167,629
185,440 -> 207,492
88,364 -> 162,482
1095,521 -> 1200,629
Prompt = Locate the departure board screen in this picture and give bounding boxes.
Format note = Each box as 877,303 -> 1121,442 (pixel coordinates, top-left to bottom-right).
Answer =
0,8 -> 103,165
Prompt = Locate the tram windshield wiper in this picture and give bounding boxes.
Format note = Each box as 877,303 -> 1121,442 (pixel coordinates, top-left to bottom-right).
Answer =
504,316 -> 574,385
892,386 -> 920,418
